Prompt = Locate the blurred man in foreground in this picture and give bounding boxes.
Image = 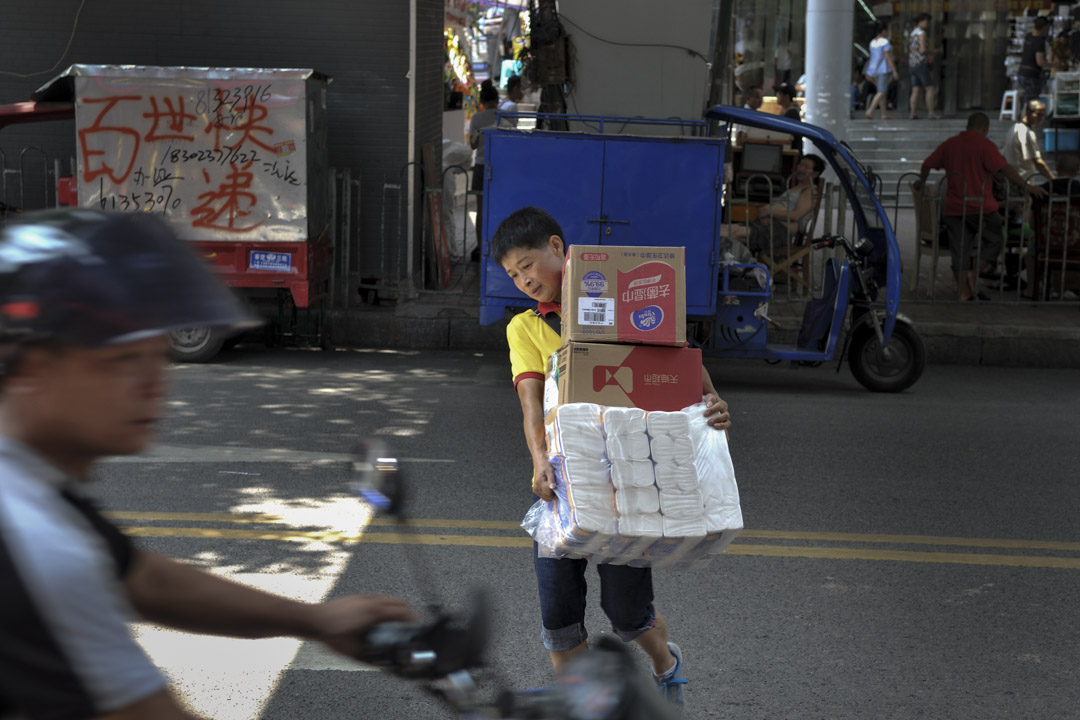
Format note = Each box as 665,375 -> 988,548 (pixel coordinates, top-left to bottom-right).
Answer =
0,212 -> 414,720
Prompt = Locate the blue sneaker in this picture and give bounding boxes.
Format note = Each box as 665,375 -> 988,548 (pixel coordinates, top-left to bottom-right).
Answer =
652,641 -> 688,704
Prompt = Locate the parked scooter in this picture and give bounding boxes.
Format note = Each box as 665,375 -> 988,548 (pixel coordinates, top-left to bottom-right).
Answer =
706,106 -> 925,392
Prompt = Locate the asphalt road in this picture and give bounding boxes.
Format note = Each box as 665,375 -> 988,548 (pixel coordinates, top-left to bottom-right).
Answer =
90,347 -> 1080,720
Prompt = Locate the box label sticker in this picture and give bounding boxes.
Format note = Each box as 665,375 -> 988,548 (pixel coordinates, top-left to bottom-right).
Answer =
578,298 -> 614,326
581,270 -> 608,297
249,251 -> 293,272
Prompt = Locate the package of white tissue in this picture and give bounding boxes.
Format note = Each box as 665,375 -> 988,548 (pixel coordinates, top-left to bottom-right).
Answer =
522,401 -> 742,568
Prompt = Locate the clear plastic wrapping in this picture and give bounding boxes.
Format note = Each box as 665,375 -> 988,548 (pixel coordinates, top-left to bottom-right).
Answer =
521,401 -> 743,569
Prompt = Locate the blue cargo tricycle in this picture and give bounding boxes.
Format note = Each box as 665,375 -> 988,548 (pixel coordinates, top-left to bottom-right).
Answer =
478,108 -> 925,392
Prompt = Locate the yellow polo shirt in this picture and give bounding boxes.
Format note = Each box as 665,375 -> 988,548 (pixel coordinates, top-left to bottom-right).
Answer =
506,302 -> 561,390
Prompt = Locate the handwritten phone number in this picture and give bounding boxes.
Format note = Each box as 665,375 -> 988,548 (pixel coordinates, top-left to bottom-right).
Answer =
98,183 -> 182,215
193,85 -> 274,125
167,144 -> 262,167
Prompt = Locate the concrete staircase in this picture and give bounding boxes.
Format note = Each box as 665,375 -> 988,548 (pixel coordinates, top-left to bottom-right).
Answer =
845,117 -> 1015,209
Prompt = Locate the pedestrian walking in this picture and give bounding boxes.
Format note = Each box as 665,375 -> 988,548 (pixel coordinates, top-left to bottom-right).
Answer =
491,206 -> 732,708
908,13 -> 937,119
864,21 -> 899,120
468,81 -> 501,261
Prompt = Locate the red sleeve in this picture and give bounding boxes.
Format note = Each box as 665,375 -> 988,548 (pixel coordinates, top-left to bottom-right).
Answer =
923,143 -> 944,171
512,372 -> 544,391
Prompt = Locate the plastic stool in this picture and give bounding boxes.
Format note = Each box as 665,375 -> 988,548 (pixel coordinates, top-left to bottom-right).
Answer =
1000,90 -> 1020,120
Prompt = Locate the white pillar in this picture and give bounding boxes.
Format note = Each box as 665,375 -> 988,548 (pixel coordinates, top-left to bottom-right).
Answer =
405,0 -> 418,299
804,0 -> 854,143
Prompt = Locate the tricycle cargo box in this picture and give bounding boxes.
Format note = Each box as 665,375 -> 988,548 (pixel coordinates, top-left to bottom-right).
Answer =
36,64 -> 331,244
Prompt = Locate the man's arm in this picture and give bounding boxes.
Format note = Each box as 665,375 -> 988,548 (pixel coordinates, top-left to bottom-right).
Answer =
913,160 -> 934,191
516,377 -> 556,501
885,48 -> 899,79
1036,38 -> 1063,70
701,366 -> 732,431
763,186 -> 813,224
999,163 -> 1048,198
126,552 -> 414,655
1035,157 -> 1055,180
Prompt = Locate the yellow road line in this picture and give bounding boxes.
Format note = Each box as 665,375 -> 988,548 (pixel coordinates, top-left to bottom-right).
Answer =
105,512 -> 1080,552
738,530 -> 1080,553
727,544 -> 1080,570
105,511 -> 522,531
118,526 -> 1080,569
122,526 -> 532,547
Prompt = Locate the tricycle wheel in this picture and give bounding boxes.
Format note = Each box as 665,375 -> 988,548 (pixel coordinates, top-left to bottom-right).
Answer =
848,320 -> 925,392
168,327 -> 225,363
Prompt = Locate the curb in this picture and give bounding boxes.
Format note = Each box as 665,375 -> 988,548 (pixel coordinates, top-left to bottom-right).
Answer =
328,305 -> 1080,369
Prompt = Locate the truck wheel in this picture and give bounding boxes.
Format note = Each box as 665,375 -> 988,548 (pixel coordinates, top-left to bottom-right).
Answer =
168,327 -> 225,363
848,320 -> 925,393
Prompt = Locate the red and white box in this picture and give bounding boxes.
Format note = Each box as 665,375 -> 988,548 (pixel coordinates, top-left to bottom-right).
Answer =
562,245 -> 686,347
546,341 -> 702,413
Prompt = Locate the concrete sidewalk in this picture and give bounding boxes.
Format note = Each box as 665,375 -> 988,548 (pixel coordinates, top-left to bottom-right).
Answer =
326,191 -> 1080,368
327,286 -> 1080,368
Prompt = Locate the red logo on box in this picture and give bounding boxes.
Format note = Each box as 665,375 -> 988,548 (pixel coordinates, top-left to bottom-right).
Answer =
580,252 -> 608,261
587,346 -> 700,411
617,262 -> 677,344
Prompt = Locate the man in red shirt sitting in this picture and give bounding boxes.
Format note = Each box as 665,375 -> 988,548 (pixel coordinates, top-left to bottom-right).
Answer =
915,112 -> 1046,301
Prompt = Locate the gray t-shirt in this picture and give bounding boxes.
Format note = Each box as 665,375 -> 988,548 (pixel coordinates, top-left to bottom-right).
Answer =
0,438 -> 166,719
468,108 -> 498,166
774,186 -> 813,234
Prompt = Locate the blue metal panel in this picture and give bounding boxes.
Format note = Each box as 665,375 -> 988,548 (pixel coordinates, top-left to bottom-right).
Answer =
479,131 -> 604,321
599,140 -> 723,316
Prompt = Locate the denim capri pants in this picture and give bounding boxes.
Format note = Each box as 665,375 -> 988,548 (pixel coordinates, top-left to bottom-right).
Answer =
910,62 -> 933,88
533,541 -> 657,651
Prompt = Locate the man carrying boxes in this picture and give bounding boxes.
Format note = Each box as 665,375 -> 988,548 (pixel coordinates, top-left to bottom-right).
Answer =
493,206 -> 733,707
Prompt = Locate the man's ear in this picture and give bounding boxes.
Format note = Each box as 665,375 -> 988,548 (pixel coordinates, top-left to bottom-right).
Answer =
2,345 -> 58,395
548,235 -> 565,256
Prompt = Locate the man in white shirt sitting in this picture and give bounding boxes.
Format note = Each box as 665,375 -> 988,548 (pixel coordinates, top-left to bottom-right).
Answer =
1004,99 -> 1054,181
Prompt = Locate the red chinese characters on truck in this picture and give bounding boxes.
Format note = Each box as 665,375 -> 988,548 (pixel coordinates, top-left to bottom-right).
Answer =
77,83 -> 295,235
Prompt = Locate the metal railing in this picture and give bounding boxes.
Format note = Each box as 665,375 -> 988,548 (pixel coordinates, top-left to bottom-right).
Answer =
0,146 -> 71,219
892,169 -> 1080,303
724,173 -> 844,302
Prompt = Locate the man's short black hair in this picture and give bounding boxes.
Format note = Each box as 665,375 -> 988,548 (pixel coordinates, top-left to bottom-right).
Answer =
506,75 -> 523,93
915,12 -> 931,24
491,207 -> 565,265
967,111 -> 991,131
1034,16 -> 1049,32
479,85 -> 499,104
